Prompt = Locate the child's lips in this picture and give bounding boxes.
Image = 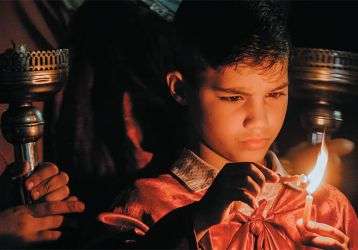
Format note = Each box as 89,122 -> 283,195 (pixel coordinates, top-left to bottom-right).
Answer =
240,138 -> 269,150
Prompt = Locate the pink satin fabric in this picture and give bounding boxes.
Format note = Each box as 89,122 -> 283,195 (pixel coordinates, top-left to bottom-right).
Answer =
106,173 -> 358,249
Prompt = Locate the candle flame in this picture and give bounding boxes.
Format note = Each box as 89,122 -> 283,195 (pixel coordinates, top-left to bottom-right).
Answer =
306,134 -> 328,194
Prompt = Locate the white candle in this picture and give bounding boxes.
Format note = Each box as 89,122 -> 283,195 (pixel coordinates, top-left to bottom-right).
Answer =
303,194 -> 313,224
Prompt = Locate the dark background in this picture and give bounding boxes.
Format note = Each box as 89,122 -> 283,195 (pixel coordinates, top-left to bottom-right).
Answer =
281,1 -> 358,210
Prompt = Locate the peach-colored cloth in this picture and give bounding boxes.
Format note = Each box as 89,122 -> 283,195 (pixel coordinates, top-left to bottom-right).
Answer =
106,149 -> 358,249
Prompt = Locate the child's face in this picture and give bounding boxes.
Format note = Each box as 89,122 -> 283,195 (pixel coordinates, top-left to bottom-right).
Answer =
187,60 -> 288,165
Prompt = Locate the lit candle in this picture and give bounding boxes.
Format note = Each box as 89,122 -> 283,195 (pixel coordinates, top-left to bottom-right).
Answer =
302,134 -> 328,224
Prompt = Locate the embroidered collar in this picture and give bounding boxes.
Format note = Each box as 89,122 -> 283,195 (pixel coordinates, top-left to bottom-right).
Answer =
170,148 -> 299,192
170,149 -> 218,191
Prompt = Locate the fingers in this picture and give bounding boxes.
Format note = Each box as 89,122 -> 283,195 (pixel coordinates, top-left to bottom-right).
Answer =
224,162 -> 278,184
330,154 -> 342,169
283,138 -> 354,176
65,196 -> 79,202
288,138 -> 354,158
222,164 -> 264,197
245,176 -> 261,197
253,162 -> 280,183
36,230 -> 62,242
297,218 -> 316,238
279,174 -> 302,183
236,189 -> 257,208
297,219 -> 349,250
240,164 -> 266,187
24,162 -> 70,201
26,230 -> 62,243
279,174 -> 308,189
29,200 -> 85,217
25,163 -> 59,191
34,215 -> 64,231
305,220 -> 349,245
220,163 -> 279,207
309,236 -> 348,250
326,138 -> 354,157
43,186 -> 70,202
30,172 -> 69,200
207,162 -> 279,211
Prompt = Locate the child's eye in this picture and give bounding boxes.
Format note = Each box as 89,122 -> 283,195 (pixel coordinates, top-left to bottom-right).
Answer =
266,92 -> 286,99
219,96 -> 244,102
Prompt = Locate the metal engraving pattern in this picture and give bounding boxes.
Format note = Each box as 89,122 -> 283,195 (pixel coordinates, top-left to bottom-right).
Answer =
0,45 -> 69,101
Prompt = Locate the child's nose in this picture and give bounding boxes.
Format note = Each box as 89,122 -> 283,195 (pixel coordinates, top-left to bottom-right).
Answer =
242,101 -> 268,130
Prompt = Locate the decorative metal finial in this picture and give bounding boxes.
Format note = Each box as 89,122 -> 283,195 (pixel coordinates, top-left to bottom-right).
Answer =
0,44 -> 69,205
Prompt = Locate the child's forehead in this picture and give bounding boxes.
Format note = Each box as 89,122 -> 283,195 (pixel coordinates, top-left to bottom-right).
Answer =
221,57 -> 288,74
200,60 -> 288,86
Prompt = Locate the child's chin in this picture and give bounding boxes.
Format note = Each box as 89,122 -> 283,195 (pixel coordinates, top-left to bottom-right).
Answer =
229,150 -> 268,164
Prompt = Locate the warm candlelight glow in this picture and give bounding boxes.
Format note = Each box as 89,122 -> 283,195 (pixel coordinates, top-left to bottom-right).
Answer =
306,134 -> 329,194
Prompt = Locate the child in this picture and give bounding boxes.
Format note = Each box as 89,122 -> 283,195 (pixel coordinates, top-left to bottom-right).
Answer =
97,1 -> 357,249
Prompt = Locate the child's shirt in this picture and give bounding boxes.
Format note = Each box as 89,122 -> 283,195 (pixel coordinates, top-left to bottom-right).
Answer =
104,149 -> 358,249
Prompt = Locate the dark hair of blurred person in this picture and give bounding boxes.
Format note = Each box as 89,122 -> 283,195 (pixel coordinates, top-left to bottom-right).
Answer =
54,0 -> 185,218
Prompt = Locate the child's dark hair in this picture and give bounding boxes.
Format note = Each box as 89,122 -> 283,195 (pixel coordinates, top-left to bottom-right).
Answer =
173,0 -> 290,83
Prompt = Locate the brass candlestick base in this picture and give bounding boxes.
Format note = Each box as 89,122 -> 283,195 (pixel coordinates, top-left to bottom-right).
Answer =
0,45 -> 69,204
290,48 -> 358,144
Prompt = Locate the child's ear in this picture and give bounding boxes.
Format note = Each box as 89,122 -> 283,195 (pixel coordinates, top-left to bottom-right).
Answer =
166,71 -> 188,106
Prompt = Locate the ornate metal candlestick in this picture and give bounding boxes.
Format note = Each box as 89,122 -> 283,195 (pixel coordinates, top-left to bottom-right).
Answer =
0,45 -> 68,204
290,48 -> 358,144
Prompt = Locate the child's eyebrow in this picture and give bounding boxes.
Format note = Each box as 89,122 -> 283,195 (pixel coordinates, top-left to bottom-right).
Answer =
212,82 -> 289,95
269,82 -> 289,92
212,86 -> 251,95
